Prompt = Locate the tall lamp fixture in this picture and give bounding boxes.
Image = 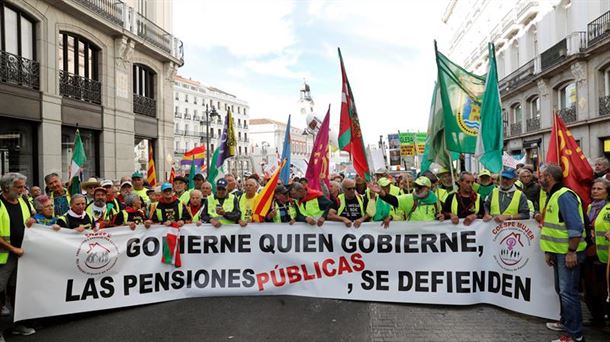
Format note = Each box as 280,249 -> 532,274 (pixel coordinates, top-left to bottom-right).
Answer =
205,104 -> 220,174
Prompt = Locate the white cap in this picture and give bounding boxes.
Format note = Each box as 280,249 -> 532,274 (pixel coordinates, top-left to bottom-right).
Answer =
120,180 -> 133,188
100,179 -> 113,187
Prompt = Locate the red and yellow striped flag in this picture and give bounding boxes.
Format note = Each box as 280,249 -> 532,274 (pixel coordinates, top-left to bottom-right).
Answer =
252,160 -> 286,222
168,166 -> 176,184
147,145 -> 157,186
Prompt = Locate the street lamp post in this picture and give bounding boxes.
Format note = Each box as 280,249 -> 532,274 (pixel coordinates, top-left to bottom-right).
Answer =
205,104 -> 219,175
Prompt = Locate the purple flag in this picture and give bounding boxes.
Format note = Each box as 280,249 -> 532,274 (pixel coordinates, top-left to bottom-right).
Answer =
305,106 -> 331,192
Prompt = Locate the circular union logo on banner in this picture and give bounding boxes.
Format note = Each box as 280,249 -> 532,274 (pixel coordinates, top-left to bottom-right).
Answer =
456,93 -> 481,137
75,231 -> 119,275
491,222 -> 535,272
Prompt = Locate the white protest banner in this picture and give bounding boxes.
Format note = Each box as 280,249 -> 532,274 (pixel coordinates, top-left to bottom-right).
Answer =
15,220 -> 560,321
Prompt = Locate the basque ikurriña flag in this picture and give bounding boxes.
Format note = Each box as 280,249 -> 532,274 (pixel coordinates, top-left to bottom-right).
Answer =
337,48 -> 371,181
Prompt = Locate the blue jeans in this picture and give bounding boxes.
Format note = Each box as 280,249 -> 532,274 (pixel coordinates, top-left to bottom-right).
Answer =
551,252 -> 585,338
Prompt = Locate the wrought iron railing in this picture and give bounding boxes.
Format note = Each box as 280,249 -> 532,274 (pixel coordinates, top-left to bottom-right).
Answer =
135,11 -> 171,54
174,112 -> 182,118
600,96 -> 610,116
526,117 -> 540,131
540,38 -> 567,71
0,50 -> 40,90
133,94 -> 156,117
587,10 -> 610,47
567,31 -> 587,54
59,70 -> 101,104
559,105 -> 577,123
184,114 -> 192,120
510,122 -> 522,136
499,59 -> 535,95
73,0 -> 123,26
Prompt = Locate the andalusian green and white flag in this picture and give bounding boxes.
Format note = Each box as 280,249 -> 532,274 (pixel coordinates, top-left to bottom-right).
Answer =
475,43 -> 503,173
436,46 -> 486,154
207,147 -> 225,193
420,83 -> 458,172
69,129 -> 87,196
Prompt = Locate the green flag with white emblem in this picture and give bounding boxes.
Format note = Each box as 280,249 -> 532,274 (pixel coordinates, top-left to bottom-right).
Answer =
435,44 -> 486,154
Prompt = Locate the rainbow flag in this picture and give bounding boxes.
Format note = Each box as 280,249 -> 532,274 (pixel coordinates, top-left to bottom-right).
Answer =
180,146 -> 206,167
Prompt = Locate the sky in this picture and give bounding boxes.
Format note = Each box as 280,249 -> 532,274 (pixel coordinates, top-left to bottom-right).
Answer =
173,0 -> 451,146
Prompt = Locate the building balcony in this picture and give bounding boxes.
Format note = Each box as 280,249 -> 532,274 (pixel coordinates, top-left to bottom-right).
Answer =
566,31 -> 587,55
510,122 -> 522,136
499,59 -> 534,95
133,94 -> 156,117
185,130 -> 200,137
174,112 -> 182,119
599,95 -> 610,117
540,38 -> 567,72
175,129 -> 185,135
72,0 -> 123,25
526,117 -> 540,132
559,105 -> 577,123
0,50 -> 40,90
59,70 -> 101,104
184,114 -> 192,120
66,0 -> 184,65
587,10 -> 610,47
175,148 -> 186,154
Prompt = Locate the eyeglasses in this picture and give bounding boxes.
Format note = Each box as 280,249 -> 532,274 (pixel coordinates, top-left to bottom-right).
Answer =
345,187 -> 355,191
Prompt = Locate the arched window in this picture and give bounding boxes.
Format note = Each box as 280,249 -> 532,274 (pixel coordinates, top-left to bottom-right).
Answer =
1,3 -> 37,89
558,82 -> 576,109
58,32 -> 100,103
528,96 -> 540,119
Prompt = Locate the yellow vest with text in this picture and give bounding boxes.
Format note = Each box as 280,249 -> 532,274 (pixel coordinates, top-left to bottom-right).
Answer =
239,194 -> 256,222
337,193 -> 365,218
450,193 -> 481,216
0,197 -> 32,264
489,188 -> 523,216
208,194 -> 237,224
540,187 -> 586,253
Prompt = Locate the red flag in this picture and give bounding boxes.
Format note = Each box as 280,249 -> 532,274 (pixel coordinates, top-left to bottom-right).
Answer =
546,112 -> 593,207
251,160 -> 287,222
168,166 -> 176,184
337,48 -> 371,181
305,106 -> 331,192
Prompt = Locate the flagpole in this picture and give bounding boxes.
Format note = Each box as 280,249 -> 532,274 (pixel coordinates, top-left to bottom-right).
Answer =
447,149 -> 457,190
554,112 -> 560,165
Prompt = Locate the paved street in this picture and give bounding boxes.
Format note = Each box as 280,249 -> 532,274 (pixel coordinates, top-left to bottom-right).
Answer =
4,297 -> 609,342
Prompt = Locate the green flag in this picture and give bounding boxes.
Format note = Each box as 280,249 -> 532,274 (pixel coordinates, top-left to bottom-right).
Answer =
475,43 -> 503,172
436,45 -> 486,154
188,156 -> 197,190
207,147 -> 224,193
69,129 -> 86,196
421,83 -> 456,172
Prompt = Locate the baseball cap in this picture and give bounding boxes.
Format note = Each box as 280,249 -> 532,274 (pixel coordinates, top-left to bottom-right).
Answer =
173,176 -> 188,184
377,177 -> 391,187
145,186 -> 155,194
275,184 -> 289,195
501,169 -> 517,180
161,182 -> 173,192
131,171 -> 143,178
436,167 -> 450,175
93,187 -> 107,195
101,179 -> 113,187
414,176 -> 431,188
194,173 -> 205,181
479,169 -> 492,177
216,178 -> 228,189
120,180 -> 133,188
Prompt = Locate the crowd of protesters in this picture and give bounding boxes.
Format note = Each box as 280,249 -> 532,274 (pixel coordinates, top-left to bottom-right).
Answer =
0,157 -> 609,340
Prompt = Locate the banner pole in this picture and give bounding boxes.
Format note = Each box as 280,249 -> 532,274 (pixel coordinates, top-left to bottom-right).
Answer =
447,149 -> 457,190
